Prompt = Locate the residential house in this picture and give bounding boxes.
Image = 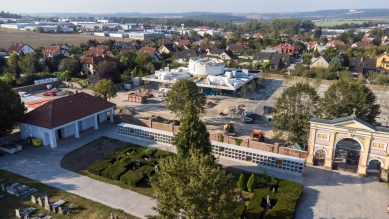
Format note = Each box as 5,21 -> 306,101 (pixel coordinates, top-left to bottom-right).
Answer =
206,49 -> 236,61
253,33 -> 264,38
128,40 -> 142,48
96,45 -> 109,50
348,57 -> 379,74
113,41 -> 127,48
307,41 -> 318,52
199,45 -> 217,55
351,41 -> 371,48
85,47 -> 114,58
7,42 -> 35,55
42,45 -> 70,58
375,52 -> 389,70
253,52 -> 273,65
194,26 -> 210,31
253,52 -> 291,70
140,40 -> 155,48
51,43 -> 70,51
273,44 -> 295,56
80,55 -> 119,76
173,39 -> 191,47
226,44 -> 244,54
121,44 -> 137,52
326,40 -> 345,47
19,92 -> 115,148
268,53 -> 291,70
321,31 -> 341,39
175,49 -> 203,63
310,55 -> 330,68
158,43 -> 181,56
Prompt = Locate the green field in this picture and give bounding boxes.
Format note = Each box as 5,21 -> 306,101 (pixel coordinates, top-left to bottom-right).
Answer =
314,20 -> 365,27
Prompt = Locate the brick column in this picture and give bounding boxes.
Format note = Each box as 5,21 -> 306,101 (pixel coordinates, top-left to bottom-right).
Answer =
273,143 -> 279,154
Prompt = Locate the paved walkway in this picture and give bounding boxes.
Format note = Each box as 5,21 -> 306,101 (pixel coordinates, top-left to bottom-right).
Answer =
296,166 -> 389,219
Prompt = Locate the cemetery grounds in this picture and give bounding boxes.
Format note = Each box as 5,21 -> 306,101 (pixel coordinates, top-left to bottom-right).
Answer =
0,169 -> 138,219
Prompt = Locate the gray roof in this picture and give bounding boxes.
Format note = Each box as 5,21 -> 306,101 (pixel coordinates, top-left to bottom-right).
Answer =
309,116 -> 377,131
253,52 -> 273,60
269,53 -> 290,65
175,49 -> 202,61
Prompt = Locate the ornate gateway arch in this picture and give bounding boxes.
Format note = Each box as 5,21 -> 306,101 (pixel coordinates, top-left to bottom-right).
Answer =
306,116 -> 389,176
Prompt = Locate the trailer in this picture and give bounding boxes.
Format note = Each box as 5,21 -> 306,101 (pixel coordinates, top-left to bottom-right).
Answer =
0,142 -> 22,154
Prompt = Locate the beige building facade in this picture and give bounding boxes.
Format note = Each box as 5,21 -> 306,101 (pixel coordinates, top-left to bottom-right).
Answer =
306,116 -> 389,177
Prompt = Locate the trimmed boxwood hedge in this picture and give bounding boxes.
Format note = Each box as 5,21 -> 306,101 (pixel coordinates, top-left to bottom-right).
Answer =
101,164 -> 127,180
139,165 -> 155,176
120,170 -> 145,186
235,204 -> 246,219
87,160 -> 111,175
154,150 -> 174,158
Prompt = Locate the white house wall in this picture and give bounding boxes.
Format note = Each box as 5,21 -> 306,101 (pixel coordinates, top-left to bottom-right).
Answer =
81,116 -> 95,130
63,124 -> 76,138
19,123 -> 51,146
99,112 -> 107,123
21,45 -> 35,54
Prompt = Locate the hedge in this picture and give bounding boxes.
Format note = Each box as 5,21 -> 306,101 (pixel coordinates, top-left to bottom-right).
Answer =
276,180 -> 303,201
120,170 -> 145,186
101,164 -> 127,180
154,150 -> 173,158
87,160 -> 111,175
245,189 -> 266,219
235,204 -> 246,219
266,200 -> 296,219
140,165 -> 155,176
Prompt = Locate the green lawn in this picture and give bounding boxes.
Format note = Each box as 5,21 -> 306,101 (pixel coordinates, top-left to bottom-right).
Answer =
314,20 -> 364,27
0,170 -> 138,219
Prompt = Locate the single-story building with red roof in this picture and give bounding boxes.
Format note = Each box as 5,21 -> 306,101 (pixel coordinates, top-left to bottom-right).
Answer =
19,92 -> 115,148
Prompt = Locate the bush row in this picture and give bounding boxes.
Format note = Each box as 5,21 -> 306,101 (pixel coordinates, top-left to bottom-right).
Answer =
120,170 -> 145,186
101,164 -> 127,180
87,160 -> 111,175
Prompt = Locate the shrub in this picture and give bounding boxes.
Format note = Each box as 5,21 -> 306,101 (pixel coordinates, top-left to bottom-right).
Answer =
145,148 -> 157,158
140,165 -> 155,176
120,170 -> 145,186
101,164 -> 127,180
154,150 -> 173,158
247,174 -> 255,192
277,180 -> 303,201
266,200 -> 296,219
235,138 -> 243,146
256,172 -> 277,189
87,160 -> 111,175
245,189 -> 267,219
236,174 -> 246,191
235,204 -> 246,219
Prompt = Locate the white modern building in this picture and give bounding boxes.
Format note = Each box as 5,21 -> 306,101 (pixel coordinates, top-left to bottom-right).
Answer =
188,57 -> 225,77
0,23 -> 37,30
127,32 -> 165,40
19,92 -> 115,148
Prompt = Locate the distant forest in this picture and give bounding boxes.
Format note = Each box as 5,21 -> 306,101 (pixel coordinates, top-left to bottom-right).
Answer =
0,11 -> 22,18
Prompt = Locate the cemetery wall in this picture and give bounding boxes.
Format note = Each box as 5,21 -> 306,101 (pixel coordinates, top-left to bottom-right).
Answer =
13,81 -> 62,93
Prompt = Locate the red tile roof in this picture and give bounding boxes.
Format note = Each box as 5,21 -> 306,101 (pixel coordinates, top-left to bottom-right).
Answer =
22,92 -> 115,129
80,55 -> 119,65
139,47 -> 156,53
85,47 -> 113,57
42,45 -> 61,56
7,42 -> 31,54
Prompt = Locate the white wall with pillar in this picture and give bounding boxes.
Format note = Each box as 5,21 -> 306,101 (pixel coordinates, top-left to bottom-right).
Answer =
19,107 -> 115,148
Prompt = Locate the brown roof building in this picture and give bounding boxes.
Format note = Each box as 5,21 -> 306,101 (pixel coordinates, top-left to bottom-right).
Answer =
42,45 -> 70,57
19,92 -> 116,148
7,42 -> 35,55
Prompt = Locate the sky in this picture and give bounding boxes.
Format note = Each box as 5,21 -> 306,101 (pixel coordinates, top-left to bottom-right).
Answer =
2,0 -> 387,14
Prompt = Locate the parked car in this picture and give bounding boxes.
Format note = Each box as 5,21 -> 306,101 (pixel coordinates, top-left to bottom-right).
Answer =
42,90 -> 56,96
18,92 -> 32,97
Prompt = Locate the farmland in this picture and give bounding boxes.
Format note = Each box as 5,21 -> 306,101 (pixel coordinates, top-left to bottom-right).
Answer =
0,28 -> 133,49
313,18 -> 389,27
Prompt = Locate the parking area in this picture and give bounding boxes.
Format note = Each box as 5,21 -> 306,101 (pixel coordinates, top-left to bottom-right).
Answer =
296,166 -> 389,219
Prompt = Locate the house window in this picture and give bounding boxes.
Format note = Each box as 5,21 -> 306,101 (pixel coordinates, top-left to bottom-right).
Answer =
373,142 -> 386,149
357,63 -> 360,66
317,133 -> 329,140
363,63 -> 366,66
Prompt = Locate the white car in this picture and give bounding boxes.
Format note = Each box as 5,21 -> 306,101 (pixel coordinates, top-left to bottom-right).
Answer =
18,92 -> 32,97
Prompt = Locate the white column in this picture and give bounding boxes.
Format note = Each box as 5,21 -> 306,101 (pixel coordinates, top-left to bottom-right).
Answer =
75,122 -> 80,138
49,130 -> 57,148
94,115 -> 98,130
110,108 -> 114,122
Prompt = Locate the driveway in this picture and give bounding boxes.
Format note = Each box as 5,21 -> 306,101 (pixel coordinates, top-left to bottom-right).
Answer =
296,166 -> 389,219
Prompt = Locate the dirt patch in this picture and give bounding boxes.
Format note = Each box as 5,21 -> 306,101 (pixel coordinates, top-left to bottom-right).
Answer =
60,137 -> 128,173
205,101 -> 217,109
149,115 -> 180,125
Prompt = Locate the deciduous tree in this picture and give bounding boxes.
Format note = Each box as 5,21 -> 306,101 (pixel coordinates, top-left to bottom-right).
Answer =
320,79 -> 380,123
58,58 -> 80,77
96,60 -> 120,83
165,78 -> 207,118
150,153 -> 239,218
272,83 -> 320,145
92,79 -> 117,101
0,80 -> 26,137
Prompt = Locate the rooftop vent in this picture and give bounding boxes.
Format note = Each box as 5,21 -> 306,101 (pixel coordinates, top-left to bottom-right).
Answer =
84,95 -> 88,99
69,100 -> 73,103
